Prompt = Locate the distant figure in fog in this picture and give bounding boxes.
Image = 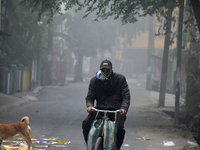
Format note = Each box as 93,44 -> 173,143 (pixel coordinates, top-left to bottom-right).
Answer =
82,59 -> 131,150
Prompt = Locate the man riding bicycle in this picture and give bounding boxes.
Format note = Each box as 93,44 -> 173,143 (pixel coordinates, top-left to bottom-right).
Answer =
82,59 -> 131,150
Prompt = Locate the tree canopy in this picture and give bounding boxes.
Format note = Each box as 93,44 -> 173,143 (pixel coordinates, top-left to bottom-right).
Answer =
65,0 -> 171,24
0,0 -> 47,68
20,0 -> 182,38
20,0 -> 173,24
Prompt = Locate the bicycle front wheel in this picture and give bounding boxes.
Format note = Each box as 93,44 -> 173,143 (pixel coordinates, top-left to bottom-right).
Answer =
94,137 -> 103,150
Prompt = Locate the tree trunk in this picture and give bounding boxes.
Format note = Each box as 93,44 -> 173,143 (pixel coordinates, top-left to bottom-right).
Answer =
46,22 -> 53,85
158,0 -> 174,107
185,54 -> 199,108
74,52 -> 83,82
146,15 -> 155,90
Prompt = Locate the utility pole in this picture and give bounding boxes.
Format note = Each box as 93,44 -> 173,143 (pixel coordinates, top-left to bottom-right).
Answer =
174,0 -> 184,127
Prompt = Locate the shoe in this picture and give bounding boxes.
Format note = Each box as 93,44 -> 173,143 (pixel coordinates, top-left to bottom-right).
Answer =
116,148 -> 120,150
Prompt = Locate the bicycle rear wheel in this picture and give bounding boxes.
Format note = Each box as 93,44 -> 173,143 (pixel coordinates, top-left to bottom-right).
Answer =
94,137 -> 103,150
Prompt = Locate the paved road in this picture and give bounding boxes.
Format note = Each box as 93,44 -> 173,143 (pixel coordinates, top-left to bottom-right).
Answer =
0,82 -> 88,149
0,77 -> 198,150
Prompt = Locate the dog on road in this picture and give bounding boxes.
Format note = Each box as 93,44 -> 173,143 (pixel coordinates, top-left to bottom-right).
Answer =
0,116 -> 34,150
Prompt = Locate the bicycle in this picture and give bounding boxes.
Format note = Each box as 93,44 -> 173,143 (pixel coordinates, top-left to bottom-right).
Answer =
90,108 -> 121,150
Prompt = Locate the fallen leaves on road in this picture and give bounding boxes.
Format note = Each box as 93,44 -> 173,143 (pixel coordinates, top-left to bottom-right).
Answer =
3,134 -> 70,150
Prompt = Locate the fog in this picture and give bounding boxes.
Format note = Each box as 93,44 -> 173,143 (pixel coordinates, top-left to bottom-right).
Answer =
61,12 -> 154,80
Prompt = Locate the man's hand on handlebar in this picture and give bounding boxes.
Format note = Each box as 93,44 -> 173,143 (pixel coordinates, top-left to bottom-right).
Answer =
87,106 -> 93,113
120,109 -> 127,116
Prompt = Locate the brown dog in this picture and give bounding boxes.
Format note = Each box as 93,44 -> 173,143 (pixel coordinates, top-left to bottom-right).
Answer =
0,116 -> 34,150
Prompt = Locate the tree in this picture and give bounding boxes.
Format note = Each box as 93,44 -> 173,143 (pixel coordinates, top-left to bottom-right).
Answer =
20,0 -> 170,78
0,0 -> 47,68
21,0 -> 191,107
146,15 -> 155,90
66,11 -> 148,82
158,0 -> 175,107
20,1 -> 172,25
66,12 -> 118,82
65,0 -> 178,107
19,0 -> 64,23
183,0 -> 200,118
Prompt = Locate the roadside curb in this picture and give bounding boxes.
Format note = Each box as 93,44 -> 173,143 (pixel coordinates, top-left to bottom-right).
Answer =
0,86 -> 43,113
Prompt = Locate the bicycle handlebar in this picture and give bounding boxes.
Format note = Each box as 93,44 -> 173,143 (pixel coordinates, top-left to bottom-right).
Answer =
91,107 -> 121,113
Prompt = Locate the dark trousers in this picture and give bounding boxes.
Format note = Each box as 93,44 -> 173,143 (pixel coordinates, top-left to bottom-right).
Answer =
82,111 -> 126,148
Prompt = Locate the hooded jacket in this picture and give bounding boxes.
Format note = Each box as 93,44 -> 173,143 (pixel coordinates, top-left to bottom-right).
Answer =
85,71 -> 130,111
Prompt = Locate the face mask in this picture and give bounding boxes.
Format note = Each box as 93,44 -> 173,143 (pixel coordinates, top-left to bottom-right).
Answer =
101,70 -> 112,80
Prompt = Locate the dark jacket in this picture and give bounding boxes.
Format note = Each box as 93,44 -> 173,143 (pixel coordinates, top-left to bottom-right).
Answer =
85,72 -> 130,111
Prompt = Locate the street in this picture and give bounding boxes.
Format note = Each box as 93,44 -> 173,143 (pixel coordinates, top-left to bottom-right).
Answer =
1,1 -> 199,150
0,82 -> 88,149
0,77 -> 197,150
